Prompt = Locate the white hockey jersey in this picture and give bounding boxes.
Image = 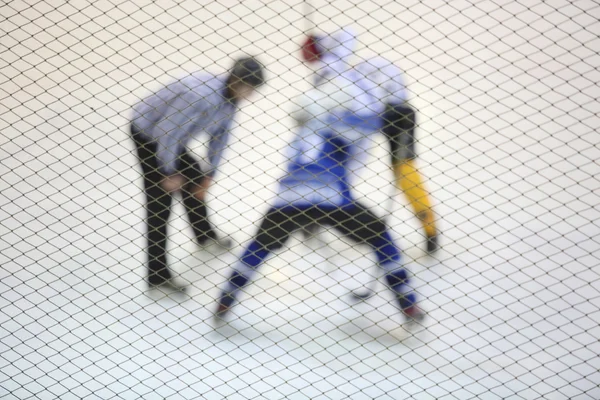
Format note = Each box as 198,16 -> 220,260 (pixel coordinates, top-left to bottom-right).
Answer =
275,29 -> 385,207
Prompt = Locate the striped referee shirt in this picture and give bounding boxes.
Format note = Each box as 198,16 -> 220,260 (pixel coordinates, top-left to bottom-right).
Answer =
131,72 -> 236,176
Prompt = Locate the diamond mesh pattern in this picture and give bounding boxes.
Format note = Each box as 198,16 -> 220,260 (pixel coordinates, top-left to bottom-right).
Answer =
1,1 -> 599,399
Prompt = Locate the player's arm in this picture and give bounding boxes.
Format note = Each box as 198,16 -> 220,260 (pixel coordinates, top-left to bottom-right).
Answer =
282,93 -> 314,164
206,120 -> 231,178
155,89 -> 208,192
186,117 -> 232,200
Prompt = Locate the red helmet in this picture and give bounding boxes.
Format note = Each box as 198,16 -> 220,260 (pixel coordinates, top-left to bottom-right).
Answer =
300,35 -> 322,63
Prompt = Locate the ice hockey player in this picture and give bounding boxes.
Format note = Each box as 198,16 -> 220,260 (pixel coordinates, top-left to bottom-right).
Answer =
215,29 -> 425,326
301,29 -> 440,254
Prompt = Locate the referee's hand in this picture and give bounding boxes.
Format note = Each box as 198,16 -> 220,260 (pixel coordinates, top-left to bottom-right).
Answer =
191,176 -> 213,200
160,174 -> 186,193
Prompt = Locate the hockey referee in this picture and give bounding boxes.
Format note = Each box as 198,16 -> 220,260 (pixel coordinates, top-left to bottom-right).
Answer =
130,57 -> 265,291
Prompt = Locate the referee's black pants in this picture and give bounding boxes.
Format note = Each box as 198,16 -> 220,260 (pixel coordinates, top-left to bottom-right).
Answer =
131,125 -> 217,284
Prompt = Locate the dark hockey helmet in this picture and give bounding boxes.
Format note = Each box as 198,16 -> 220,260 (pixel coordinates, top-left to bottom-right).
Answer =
231,57 -> 265,87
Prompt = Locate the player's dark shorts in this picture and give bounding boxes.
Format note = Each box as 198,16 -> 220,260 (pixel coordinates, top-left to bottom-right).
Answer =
382,103 -> 417,162
252,203 -> 389,252
130,124 -> 207,186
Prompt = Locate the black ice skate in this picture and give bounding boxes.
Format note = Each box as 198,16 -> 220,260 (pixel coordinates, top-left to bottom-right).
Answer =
426,235 -> 439,255
199,236 -> 235,250
214,293 -> 236,320
147,278 -> 187,293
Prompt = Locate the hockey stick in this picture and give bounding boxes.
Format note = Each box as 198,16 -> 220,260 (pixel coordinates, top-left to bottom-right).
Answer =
303,0 -> 315,34
350,187 -> 397,300
301,181 -> 398,300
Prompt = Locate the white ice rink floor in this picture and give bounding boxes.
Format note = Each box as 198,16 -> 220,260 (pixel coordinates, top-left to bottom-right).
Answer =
1,204 -> 599,400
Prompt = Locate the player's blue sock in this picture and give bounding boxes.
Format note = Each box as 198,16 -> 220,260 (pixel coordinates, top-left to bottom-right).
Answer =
384,268 -> 417,309
371,230 -> 401,264
240,241 -> 271,268
371,231 -> 417,309
221,241 -> 270,301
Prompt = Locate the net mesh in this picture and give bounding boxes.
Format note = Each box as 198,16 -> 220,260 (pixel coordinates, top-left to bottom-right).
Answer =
1,1 -> 599,399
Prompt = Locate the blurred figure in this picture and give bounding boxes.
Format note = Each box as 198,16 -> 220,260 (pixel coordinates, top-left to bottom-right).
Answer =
215,29 -> 425,327
302,31 -> 440,254
130,57 -> 265,291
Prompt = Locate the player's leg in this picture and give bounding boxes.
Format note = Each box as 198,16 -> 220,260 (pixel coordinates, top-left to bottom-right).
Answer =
131,127 -> 176,287
178,152 -> 232,249
145,179 -> 176,286
395,160 -> 438,254
384,104 -> 439,254
216,206 -> 314,317
328,203 -> 424,323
